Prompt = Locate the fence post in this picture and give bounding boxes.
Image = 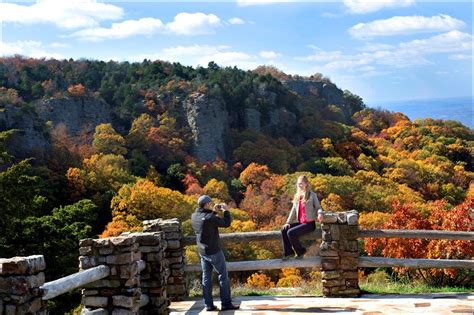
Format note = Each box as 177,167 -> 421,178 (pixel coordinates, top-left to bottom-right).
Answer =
79,235 -> 141,314
143,218 -> 188,301
0,255 -> 47,314
319,210 -> 360,297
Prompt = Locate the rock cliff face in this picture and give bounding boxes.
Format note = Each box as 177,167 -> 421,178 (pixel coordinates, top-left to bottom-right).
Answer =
0,81 -> 346,164
283,80 -> 344,106
36,97 -> 111,136
0,105 -> 50,161
0,97 -> 112,161
182,93 -> 229,162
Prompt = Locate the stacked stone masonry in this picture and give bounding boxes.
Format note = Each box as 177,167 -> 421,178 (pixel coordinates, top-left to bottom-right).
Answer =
79,235 -> 143,315
0,255 -> 47,314
143,218 -> 188,302
319,210 -> 360,297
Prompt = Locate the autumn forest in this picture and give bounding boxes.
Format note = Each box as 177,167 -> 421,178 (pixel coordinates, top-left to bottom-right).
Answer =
0,57 -> 472,312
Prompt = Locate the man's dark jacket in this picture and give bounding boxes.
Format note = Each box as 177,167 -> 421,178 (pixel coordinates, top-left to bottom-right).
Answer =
191,207 -> 232,255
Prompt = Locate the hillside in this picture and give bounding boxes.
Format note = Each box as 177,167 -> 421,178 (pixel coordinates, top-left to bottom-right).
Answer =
0,57 -> 472,312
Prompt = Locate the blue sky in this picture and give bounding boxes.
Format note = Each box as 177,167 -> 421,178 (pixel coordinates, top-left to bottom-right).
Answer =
0,0 -> 472,103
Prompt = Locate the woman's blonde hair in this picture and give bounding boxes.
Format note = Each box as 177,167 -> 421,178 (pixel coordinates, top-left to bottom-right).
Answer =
293,175 -> 311,204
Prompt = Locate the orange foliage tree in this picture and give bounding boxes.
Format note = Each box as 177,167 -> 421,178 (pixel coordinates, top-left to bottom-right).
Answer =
364,198 -> 473,285
67,83 -> 86,97
424,197 -> 474,285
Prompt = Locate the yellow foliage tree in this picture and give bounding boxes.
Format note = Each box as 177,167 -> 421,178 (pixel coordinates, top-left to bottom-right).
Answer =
359,211 -> 391,229
321,193 -> 345,212
246,273 -> 275,289
203,178 -> 231,201
93,123 -> 127,155
277,268 -> 302,287
66,153 -> 135,201
110,179 -> 195,229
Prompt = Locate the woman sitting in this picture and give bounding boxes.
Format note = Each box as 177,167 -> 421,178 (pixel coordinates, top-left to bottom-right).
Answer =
281,175 -> 323,259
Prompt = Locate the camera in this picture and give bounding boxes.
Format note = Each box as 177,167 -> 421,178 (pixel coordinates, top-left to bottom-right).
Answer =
213,203 -> 225,212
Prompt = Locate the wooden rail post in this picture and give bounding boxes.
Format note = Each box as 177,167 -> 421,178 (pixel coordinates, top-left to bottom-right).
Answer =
0,255 -> 47,314
79,235 -> 142,314
320,210 -> 360,297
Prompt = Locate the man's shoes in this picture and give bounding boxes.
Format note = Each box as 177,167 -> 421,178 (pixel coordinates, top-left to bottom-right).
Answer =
221,304 -> 240,311
205,305 -> 218,311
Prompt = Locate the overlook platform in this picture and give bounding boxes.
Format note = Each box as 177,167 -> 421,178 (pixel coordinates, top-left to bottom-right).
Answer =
170,293 -> 474,314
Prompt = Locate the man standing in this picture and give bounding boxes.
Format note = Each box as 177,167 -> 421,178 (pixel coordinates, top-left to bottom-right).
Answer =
191,195 -> 240,311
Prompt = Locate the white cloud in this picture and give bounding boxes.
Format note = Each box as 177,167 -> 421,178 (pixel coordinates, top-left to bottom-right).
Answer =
70,18 -> 164,41
344,0 -> 414,14
71,12 -> 223,41
296,30 -> 473,75
259,50 -> 281,59
357,43 -> 395,52
350,15 -> 465,39
399,30 -> 473,53
228,17 -> 245,25
166,12 -> 221,35
130,45 -> 259,69
49,42 -> 70,49
0,40 -> 64,59
0,0 -> 123,29
295,50 -> 344,62
449,54 -> 472,61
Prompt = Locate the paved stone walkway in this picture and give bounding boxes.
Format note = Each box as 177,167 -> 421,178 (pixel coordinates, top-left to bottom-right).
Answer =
170,293 -> 473,314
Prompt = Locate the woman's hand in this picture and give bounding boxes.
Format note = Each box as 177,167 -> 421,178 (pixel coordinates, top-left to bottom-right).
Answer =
317,213 -> 323,223
282,223 -> 290,229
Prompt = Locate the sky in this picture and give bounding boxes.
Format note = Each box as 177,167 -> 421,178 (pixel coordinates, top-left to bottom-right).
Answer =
0,0 -> 472,103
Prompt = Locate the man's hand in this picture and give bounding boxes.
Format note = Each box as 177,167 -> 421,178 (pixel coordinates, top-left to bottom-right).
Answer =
317,213 -> 323,223
214,203 -> 228,212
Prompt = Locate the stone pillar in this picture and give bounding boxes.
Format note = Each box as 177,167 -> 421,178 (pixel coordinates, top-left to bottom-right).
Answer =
143,218 -> 187,301
127,232 -> 169,315
0,255 -> 47,314
79,235 -> 142,314
319,210 -> 360,297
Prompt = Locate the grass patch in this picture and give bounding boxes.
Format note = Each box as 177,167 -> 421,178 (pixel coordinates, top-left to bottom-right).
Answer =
360,281 -> 472,295
188,280 -> 322,298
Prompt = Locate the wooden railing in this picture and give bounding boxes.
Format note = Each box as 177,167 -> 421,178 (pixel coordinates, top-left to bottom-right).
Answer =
183,229 -> 474,272
40,260 -> 147,303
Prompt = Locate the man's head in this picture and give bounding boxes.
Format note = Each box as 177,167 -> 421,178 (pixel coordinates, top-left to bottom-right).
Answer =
198,195 -> 212,209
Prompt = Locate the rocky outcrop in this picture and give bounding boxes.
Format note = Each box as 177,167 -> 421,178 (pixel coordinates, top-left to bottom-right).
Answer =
244,108 -> 261,132
0,96 -> 112,161
283,80 -> 344,107
182,93 -> 229,162
0,105 -> 50,161
36,96 -> 111,136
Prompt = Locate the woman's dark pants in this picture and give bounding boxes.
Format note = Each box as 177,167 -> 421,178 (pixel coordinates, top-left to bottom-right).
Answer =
281,222 -> 316,256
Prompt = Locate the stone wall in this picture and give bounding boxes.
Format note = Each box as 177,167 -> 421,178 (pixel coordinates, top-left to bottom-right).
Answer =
143,218 -> 187,301
0,255 -> 47,314
79,235 -> 143,314
319,210 -> 360,297
128,232 -> 168,314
